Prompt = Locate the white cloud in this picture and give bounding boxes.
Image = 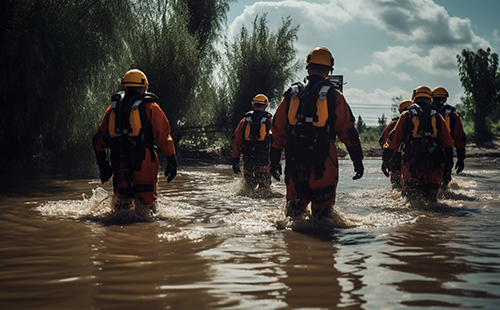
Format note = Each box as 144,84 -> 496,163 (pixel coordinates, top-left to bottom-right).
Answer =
228,0 -> 488,80
341,0 -> 489,49
393,71 -> 412,82
345,87 -> 411,105
226,0 -> 491,124
228,1 -> 351,39
372,45 -> 459,77
354,63 -> 384,75
494,29 -> 500,43
344,86 -> 412,125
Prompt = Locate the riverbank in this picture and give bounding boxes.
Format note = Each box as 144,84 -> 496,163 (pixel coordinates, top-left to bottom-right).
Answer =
175,140 -> 500,166
464,140 -> 500,158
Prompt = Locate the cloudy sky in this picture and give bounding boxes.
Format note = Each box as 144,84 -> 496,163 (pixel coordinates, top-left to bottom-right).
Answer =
225,0 -> 500,126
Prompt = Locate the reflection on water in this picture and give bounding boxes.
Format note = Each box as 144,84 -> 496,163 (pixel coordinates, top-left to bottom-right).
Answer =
0,159 -> 500,309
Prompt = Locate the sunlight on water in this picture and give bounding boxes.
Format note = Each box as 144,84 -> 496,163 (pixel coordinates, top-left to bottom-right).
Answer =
32,165 -> 499,239
9,160 -> 500,310
34,187 -> 197,224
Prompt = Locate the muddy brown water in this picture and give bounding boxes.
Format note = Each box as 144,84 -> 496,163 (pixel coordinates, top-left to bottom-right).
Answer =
1,158 -> 499,309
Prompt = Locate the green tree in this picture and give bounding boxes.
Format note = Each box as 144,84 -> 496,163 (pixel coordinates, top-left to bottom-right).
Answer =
378,114 -> 388,130
132,0 -> 235,145
222,14 -> 300,129
0,0 -> 134,172
172,0 -> 234,146
180,0 -> 233,58
356,115 -> 367,134
457,47 -> 500,141
391,95 -> 403,118
129,0 -> 200,135
0,0 -> 236,172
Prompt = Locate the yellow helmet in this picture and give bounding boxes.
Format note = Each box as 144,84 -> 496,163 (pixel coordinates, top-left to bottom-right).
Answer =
252,94 -> 269,106
122,69 -> 149,88
412,86 -> 432,100
399,100 -> 413,113
306,47 -> 334,68
432,87 -> 449,98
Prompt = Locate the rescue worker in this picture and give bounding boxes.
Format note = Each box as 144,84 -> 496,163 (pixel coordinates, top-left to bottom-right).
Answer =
92,69 -> 177,209
382,86 -> 454,203
432,86 -> 467,189
232,94 -> 273,190
379,99 -> 413,189
270,47 -> 364,220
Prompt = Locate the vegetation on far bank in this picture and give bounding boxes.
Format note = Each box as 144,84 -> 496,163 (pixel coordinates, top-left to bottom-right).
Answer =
1,0 -> 499,174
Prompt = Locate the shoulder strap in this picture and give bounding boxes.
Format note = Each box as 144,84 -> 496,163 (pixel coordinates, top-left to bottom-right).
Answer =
284,81 -> 306,119
440,104 -> 456,115
325,81 -> 338,133
406,104 -> 423,139
300,79 -> 332,124
409,104 -> 440,139
110,91 -> 126,110
246,110 -> 271,141
440,104 -> 456,132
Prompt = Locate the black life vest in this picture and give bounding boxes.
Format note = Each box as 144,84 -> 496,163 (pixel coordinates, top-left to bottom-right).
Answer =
104,91 -> 158,177
406,103 -> 440,140
286,79 -> 336,134
242,110 -> 272,142
403,103 -> 445,168
439,104 -> 456,134
241,110 -> 272,169
104,91 -> 156,149
284,78 -> 337,180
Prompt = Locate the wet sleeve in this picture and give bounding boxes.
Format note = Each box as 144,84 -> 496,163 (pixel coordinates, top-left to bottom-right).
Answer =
147,102 -> 176,156
92,106 -> 111,152
379,123 -> 393,148
451,112 -> 467,150
232,118 -> 245,159
270,96 -> 289,151
439,115 -> 454,149
385,113 -> 407,151
334,92 -> 361,148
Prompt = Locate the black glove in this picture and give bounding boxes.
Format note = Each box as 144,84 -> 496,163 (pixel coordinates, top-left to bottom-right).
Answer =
165,154 -> 177,183
381,148 -> 395,178
232,157 -> 241,174
353,160 -> 364,180
441,171 -> 451,188
444,147 -> 454,174
99,164 -> 113,184
455,159 -> 464,174
381,161 -> 390,177
95,150 -> 113,183
270,147 -> 282,181
456,148 -> 465,174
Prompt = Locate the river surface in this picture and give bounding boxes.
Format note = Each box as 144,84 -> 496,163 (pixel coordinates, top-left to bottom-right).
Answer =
1,158 -> 500,310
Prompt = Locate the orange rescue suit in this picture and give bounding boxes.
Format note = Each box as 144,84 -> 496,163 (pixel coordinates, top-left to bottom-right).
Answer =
232,110 -> 273,186
440,104 -> 467,151
272,75 -> 362,211
93,91 -> 175,204
384,105 -> 454,197
379,117 -> 402,186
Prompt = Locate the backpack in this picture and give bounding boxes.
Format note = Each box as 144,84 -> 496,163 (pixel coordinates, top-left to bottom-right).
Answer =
242,110 -> 272,142
104,91 -> 158,178
403,103 -> 445,167
241,110 -> 272,169
284,78 -> 338,180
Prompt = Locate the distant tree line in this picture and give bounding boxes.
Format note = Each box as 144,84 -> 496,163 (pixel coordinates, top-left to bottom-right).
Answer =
356,47 -> 500,146
457,47 -> 500,141
0,0 -> 299,174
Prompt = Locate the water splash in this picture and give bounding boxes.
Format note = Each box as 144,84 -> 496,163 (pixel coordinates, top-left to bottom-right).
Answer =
33,187 -> 195,225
